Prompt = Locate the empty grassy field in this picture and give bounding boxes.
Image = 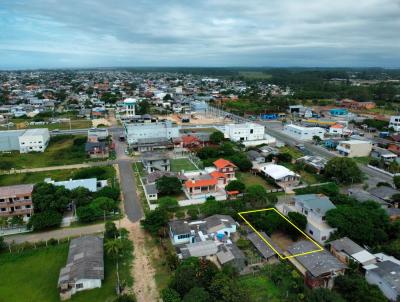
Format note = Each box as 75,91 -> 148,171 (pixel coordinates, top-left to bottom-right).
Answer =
236,172 -> 276,190
239,275 -> 280,302
0,241 -> 132,302
170,158 -> 198,172
0,135 -> 88,169
0,166 -> 116,186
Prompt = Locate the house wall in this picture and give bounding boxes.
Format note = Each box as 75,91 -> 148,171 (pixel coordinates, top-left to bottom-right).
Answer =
389,116 -> 400,132
73,278 -> 102,295
19,131 -> 50,153
0,192 -> 33,221
283,125 -> 325,141
125,122 -> 180,145
366,270 -> 399,301
225,123 -> 265,142
0,130 -> 24,152
305,221 -> 335,243
337,142 -> 372,157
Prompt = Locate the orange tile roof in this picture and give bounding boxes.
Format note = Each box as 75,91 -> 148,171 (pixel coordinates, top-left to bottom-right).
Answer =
185,178 -> 217,188
213,158 -> 236,169
210,171 -> 227,179
182,135 -> 200,144
331,124 -> 344,129
227,190 -> 239,195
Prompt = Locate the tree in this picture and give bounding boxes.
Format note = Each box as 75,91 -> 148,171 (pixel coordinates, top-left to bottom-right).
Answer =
334,274 -> 387,302
96,186 -> 120,201
10,215 -> 24,226
243,185 -> 269,207
158,197 -> 179,211
324,157 -> 363,184
183,287 -> 210,302
0,160 -> 13,171
0,236 -> 6,251
28,211 -> 63,230
312,135 -> 322,144
307,288 -> 345,302
105,221 -> 119,240
201,197 -> 223,216
161,288 -> 181,302
277,152 -> 292,163
141,207 -> 169,235
136,99 -> 150,115
71,187 -> 92,207
288,212 -> 307,231
225,180 -> 245,192
230,154 -> 252,171
209,131 -> 224,144
187,206 -> 199,220
92,197 -> 119,212
156,176 -> 182,195
32,182 -> 70,214
76,204 -> 103,222
394,175 -> 400,189
208,272 -> 247,302
326,201 -> 390,246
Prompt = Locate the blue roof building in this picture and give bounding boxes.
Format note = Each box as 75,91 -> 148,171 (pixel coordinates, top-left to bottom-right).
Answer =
330,108 -> 348,116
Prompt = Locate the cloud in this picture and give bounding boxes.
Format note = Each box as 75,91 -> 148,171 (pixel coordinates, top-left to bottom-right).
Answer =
0,0 -> 399,68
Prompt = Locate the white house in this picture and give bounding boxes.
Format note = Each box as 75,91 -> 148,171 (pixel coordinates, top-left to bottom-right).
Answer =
223,123 -> 276,146
257,163 -> 300,188
123,98 -> 137,118
45,178 -> 107,192
389,116 -> 400,132
283,124 -> 325,141
329,124 -> 345,135
18,128 -> 50,153
58,236 -> 104,300
279,194 -> 337,243
336,140 -> 372,157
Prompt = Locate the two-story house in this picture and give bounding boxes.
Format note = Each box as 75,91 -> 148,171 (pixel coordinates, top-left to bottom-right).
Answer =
279,194 -> 336,243
213,158 -> 236,180
0,184 -> 34,222
141,152 -> 171,173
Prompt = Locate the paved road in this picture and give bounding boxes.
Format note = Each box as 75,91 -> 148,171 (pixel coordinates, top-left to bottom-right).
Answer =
4,223 -> 105,244
112,127 -> 144,222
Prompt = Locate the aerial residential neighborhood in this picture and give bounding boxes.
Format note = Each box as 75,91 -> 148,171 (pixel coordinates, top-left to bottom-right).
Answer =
1,1 -> 400,302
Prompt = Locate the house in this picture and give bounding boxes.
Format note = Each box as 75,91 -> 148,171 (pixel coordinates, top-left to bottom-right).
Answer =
141,152 -> 170,173
368,186 -> 400,208
348,188 -> 390,208
168,215 -> 237,245
296,155 -> 327,173
258,163 -> 300,188
216,243 -> 246,271
144,183 -> 158,201
58,236 -> 104,300
329,237 -> 376,266
122,98 -> 137,118
213,158 -> 236,180
125,121 -> 180,148
328,124 -> 345,136
142,171 -> 186,202
279,194 -> 336,243
87,128 -> 109,140
388,143 -> 400,155
370,147 -> 397,162
247,231 -> 281,264
184,175 -> 218,197
223,123 -> 276,146
389,116 -> 400,132
283,124 -> 325,141
365,256 -> 400,301
18,128 -> 50,153
336,140 -> 372,157
247,150 -> 265,163
329,108 -> 348,116
0,184 -> 34,222
85,141 -> 109,158
257,145 -> 279,157
179,135 -> 202,148
45,178 -> 107,192
287,240 -> 346,289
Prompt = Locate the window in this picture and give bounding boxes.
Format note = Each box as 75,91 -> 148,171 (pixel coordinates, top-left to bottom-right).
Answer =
76,283 -> 84,289
178,234 -> 190,239
309,230 -> 314,235
321,236 -> 327,241
24,196 -> 30,200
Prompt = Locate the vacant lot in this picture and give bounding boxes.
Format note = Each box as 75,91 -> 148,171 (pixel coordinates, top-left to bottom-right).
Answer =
0,166 -> 116,186
236,172 -> 276,190
239,275 -> 280,302
0,135 -> 88,169
170,158 -> 198,172
0,241 -> 132,302
279,146 -> 304,159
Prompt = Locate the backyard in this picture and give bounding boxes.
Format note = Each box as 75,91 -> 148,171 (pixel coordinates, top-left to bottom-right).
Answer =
0,241 -> 132,302
239,275 -> 280,302
236,172 -> 276,190
0,135 -> 89,169
0,166 -> 116,186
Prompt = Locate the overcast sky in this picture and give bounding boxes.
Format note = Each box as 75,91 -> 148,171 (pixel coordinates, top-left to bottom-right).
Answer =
1,0 -> 400,69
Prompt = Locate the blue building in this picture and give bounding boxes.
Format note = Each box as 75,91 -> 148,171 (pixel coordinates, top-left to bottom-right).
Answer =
260,113 -> 278,120
330,108 -> 348,116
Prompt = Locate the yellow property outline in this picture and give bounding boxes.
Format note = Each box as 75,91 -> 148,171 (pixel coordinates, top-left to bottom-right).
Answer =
238,208 -> 324,260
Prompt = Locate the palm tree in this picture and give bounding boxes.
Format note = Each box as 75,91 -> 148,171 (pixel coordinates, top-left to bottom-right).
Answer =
105,238 -> 125,294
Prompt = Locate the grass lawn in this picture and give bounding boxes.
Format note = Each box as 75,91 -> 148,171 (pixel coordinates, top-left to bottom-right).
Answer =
353,156 -> 371,165
239,275 -> 280,302
236,172 -> 276,190
279,146 -> 304,159
0,241 -> 132,302
9,119 -> 92,131
0,135 -> 88,169
170,158 -> 198,172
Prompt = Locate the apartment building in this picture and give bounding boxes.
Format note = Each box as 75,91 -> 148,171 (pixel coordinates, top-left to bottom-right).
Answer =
389,116 -> 400,132
124,121 -> 180,147
283,124 -> 325,141
336,140 -> 372,157
18,128 -> 50,153
223,123 -> 276,146
0,184 -> 34,221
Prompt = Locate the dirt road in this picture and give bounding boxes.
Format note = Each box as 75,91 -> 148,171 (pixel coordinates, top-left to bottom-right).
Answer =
120,218 -> 159,302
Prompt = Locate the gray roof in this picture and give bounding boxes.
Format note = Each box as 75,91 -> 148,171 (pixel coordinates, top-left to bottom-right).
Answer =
204,215 -> 236,232
287,240 -> 347,277
144,183 -> 158,195
85,141 -> 107,152
294,194 -> 336,215
216,243 -> 245,265
297,155 -> 328,170
386,207 -> 400,217
169,220 -> 192,235
247,232 -> 283,259
181,240 -> 219,258
145,171 -> 187,184
348,188 -> 389,206
369,260 -> 400,293
169,215 -> 236,236
329,237 -> 363,255
368,186 -> 399,201
141,152 -> 169,161
58,236 -> 104,286
247,150 -> 263,160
